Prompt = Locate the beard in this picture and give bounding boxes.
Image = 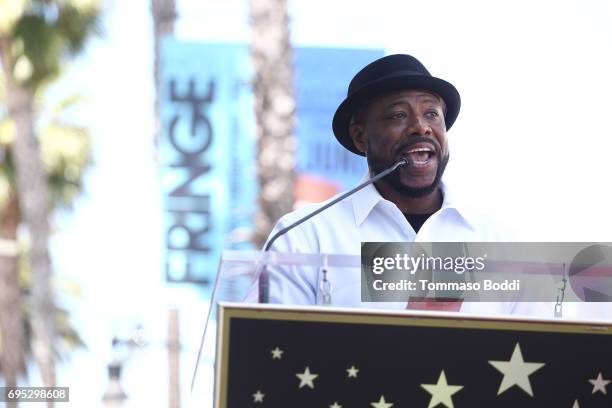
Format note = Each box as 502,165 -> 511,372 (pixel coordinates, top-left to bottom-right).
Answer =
367,138 -> 449,198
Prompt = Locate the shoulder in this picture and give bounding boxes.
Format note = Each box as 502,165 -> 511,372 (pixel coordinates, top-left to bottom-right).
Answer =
275,192 -> 355,228
266,192 -> 355,251
462,207 -> 524,241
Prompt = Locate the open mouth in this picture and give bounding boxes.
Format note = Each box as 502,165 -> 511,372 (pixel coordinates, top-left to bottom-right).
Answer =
404,147 -> 435,166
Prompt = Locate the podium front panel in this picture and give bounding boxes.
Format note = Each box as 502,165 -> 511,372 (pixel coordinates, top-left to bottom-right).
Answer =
215,303 -> 611,407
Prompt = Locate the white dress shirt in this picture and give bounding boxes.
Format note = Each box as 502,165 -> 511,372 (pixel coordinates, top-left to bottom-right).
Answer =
242,174 -> 612,321
245,176 -> 557,316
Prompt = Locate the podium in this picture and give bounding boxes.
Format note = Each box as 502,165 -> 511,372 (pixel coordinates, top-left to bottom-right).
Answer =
190,250 -> 363,407
190,249 -> 612,407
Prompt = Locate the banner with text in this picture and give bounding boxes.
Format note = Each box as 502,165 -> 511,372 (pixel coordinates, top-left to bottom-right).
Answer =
160,40 -> 383,292
160,40 -> 256,291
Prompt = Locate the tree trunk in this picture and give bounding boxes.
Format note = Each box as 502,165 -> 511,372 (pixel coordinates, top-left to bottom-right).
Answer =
4,69 -> 56,395
0,192 -> 24,408
151,0 -> 177,149
249,0 -> 297,247
168,309 -> 180,408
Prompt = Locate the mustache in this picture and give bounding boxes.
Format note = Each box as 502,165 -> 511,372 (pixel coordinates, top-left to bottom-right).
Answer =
393,136 -> 442,158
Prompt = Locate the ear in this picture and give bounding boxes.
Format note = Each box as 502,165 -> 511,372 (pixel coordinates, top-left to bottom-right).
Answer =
349,123 -> 368,154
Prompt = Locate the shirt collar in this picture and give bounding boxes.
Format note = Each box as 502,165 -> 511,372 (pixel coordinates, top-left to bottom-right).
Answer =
351,176 -> 384,226
439,181 -> 477,230
351,174 -> 477,230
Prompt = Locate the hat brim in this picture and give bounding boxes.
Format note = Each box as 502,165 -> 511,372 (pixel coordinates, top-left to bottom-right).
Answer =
332,73 -> 461,156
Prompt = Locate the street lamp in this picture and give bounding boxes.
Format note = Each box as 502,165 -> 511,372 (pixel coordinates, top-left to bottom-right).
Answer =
102,359 -> 127,408
102,325 -> 147,407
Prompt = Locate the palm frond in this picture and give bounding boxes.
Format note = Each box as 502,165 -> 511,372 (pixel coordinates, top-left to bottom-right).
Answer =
12,14 -> 62,87
56,4 -> 102,55
40,123 -> 90,207
51,93 -> 86,115
7,1 -> 102,89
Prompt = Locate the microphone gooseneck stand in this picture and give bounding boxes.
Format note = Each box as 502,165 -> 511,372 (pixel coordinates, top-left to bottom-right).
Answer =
258,157 -> 411,303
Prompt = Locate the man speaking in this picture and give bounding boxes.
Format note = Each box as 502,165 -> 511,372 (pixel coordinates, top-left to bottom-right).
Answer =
248,54 -> 519,313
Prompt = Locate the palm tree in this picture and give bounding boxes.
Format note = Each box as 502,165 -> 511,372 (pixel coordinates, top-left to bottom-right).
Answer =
0,89 -> 90,407
0,0 -> 100,396
0,142 -> 23,396
0,60 -> 24,405
151,0 -> 176,150
150,3 -> 179,406
249,0 -> 297,247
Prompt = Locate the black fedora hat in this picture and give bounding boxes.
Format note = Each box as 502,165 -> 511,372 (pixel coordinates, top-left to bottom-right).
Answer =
332,54 -> 461,156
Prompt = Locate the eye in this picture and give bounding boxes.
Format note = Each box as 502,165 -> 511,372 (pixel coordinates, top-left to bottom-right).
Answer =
387,111 -> 407,120
424,110 -> 441,120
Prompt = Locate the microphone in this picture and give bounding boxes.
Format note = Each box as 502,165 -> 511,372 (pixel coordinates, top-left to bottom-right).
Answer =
258,157 -> 411,303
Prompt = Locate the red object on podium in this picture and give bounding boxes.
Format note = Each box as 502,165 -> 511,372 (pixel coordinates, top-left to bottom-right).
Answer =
406,298 -> 463,312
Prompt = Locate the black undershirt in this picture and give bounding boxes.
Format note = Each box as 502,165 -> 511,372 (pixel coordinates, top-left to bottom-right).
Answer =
404,213 -> 432,233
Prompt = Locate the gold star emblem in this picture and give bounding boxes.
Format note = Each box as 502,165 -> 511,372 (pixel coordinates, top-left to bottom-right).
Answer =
420,370 -> 463,408
370,395 -> 393,408
270,346 -> 284,359
252,390 -> 264,403
488,342 -> 545,396
589,372 -> 610,395
347,365 -> 359,378
296,366 -> 318,389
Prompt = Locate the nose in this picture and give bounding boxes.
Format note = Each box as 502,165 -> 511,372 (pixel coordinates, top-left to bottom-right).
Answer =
408,114 -> 432,136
